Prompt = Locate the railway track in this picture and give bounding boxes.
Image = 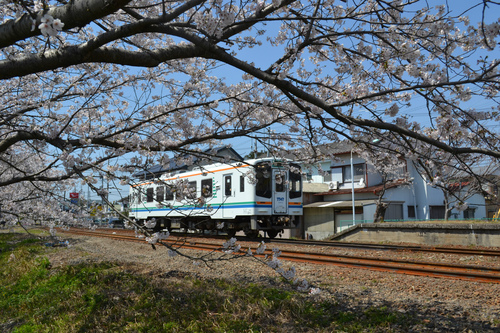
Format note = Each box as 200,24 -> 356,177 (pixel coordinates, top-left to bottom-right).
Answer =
90,228 -> 500,257
58,228 -> 500,284
271,238 -> 500,257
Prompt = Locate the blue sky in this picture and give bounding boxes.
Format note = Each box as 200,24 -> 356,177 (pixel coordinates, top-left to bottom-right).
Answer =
75,0 -> 499,203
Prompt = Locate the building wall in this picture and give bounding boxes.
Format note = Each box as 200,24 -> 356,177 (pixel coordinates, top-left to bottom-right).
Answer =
299,151 -> 489,239
407,164 -> 488,220
304,207 -> 335,240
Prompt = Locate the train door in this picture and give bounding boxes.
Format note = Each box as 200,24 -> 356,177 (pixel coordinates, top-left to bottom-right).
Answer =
222,174 -> 232,218
272,169 -> 288,214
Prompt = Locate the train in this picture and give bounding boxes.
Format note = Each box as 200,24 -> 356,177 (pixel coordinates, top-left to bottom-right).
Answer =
129,158 -> 303,238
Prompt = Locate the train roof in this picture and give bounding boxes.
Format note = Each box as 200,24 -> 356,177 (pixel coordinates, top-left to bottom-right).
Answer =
132,146 -> 243,180
130,157 -> 298,187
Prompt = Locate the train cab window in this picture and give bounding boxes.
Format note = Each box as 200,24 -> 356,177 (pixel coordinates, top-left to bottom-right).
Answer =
275,171 -> 285,192
201,178 -> 212,198
224,175 -> 232,196
187,181 -> 197,199
289,165 -> 302,199
255,163 -> 272,198
146,187 -> 154,202
156,186 -> 164,202
240,175 -> 245,192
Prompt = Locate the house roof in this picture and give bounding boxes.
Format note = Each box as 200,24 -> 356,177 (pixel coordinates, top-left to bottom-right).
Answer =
256,141 -> 355,161
447,181 -> 471,191
303,182 -> 330,193
304,199 -> 376,208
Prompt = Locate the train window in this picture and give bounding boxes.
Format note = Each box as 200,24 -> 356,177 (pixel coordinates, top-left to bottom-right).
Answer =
240,175 -> 245,192
201,178 -> 212,198
156,186 -> 164,202
255,163 -> 272,198
275,171 -> 285,192
165,186 -> 174,201
224,175 -> 232,196
187,181 -> 197,199
131,190 -> 138,204
146,187 -> 154,202
175,186 -> 183,201
289,164 -> 302,199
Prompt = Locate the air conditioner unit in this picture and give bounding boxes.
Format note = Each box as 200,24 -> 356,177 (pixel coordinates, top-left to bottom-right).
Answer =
329,181 -> 339,190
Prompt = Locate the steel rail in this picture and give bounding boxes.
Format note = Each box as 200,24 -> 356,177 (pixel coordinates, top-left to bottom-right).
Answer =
78,227 -> 500,257
58,228 -> 500,284
270,238 -> 500,257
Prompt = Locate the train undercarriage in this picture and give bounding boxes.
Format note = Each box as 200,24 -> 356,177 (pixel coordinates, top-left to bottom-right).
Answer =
138,215 -> 299,239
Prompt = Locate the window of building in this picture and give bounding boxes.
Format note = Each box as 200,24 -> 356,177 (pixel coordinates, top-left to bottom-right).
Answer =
430,205 -> 445,219
331,164 -> 365,184
463,208 -> 475,219
302,173 -> 313,181
385,203 -> 403,220
343,163 -> 365,183
323,170 -> 332,182
408,205 -> 416,219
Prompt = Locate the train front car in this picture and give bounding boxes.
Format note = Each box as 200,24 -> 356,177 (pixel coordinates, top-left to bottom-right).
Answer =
249,159 -> 303,238
128,158 -> 303,238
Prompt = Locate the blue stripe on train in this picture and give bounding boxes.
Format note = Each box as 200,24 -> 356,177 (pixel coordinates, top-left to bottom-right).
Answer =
131,203 -> 302,213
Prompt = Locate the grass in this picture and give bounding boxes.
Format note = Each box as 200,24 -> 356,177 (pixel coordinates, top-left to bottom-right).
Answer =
0,232 -> 415,332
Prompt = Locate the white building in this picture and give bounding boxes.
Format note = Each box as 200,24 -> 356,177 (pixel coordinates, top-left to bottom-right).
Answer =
298,143 -> 489,240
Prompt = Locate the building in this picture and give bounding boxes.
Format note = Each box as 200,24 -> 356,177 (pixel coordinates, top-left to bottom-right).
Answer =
297,142 -> 491,240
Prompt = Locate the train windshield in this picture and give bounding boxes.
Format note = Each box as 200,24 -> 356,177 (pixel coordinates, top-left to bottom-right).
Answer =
255,162 -> 272,198
289,164 -> 302,199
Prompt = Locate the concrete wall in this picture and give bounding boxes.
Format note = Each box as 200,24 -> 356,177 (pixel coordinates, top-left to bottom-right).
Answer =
331,223 -> 500,247
304,207 -> 335,240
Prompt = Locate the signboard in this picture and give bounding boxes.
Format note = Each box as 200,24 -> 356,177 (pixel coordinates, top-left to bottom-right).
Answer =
70,192 -> 79,204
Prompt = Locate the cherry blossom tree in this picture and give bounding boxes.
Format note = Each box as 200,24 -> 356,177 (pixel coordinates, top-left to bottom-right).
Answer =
1,0 -> 498,194
1,0 -> 498,292
410,148 -> 494,220
0,144 -> 76,231
353,140 -> 408,222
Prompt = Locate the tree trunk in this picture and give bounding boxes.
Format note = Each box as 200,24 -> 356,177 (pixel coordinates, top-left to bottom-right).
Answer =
443,193 -> 450,221
373,202 -> 389,223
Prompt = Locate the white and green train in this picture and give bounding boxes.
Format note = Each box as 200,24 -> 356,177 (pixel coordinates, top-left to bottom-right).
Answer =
129,158 -> 303,238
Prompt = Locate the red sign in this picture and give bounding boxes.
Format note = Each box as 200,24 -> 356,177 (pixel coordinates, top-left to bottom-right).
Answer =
69,192 -> 79,199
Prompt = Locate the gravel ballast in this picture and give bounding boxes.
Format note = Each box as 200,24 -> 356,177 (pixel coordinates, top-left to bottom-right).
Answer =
47,233 -> 500,332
